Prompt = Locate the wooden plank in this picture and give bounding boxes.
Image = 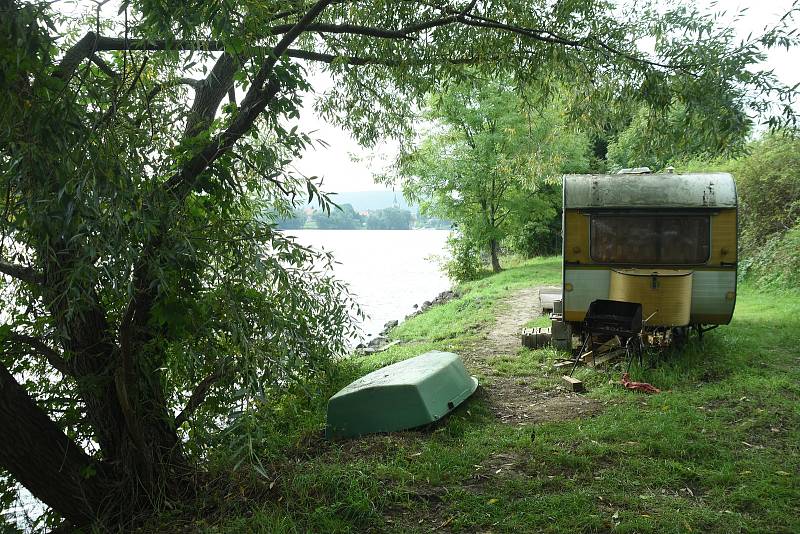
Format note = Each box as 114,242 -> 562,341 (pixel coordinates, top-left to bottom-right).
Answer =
579,336 -> 621,362
562,375 -> 585,393
598,336 -> 621,352
586,348 -> 625,368
553,360 -> 575,369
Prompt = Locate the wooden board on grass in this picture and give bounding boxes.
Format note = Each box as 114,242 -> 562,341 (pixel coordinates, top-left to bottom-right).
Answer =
562,375 -> 585,392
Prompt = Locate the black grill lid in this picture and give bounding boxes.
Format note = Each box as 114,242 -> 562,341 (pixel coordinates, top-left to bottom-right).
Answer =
584,299 -> 643,335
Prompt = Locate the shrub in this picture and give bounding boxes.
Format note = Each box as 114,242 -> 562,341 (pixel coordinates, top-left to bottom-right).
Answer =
733,132 -> 800,255
504,218 -> 561,258
444,234 -> 486,282
739,223 -> 800,288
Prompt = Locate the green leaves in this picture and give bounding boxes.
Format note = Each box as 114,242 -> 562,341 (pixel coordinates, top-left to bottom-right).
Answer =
733,131 -> 800,254
396,81 -> 591,276
606,101 -> 750,171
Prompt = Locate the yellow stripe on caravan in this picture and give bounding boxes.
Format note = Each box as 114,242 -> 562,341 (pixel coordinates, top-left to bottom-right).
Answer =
709,209 -> 737,265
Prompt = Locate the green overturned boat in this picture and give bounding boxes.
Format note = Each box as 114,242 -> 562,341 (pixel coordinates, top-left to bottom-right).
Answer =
326,351 -> 478,439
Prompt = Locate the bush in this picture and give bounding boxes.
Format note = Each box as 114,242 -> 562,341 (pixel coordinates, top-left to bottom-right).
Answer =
504,218 -> 561,258
680,131 -> 800,289
444,234 -> 486,282
733,132 -> 800,255
739,223 -> 800,288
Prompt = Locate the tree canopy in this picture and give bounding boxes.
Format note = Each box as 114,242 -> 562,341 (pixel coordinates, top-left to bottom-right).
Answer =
275,208 -> 309,229
1,0 -> 798,528
606,102 -> 751,171
366,207 -> 413,230
397,81 -> 591,274
313,203 -> 363,228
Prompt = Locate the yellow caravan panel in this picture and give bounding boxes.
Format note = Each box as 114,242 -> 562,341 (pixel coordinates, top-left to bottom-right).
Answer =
609,269 -> 692,327
708,209 -> 737,265
563,211 -> 590,264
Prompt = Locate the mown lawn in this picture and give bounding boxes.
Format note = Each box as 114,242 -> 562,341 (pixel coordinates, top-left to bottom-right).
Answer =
186,257 -> 799,533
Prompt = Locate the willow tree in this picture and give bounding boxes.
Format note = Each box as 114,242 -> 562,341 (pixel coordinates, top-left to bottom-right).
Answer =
0,0 -> 797,528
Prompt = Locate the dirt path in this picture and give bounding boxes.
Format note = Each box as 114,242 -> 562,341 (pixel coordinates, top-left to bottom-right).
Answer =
381,286 -> 604,531
485,286 -> 541,356
463,286 -> 602,425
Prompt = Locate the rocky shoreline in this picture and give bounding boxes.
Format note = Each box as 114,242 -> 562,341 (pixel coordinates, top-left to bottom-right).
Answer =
356,289 -> 459,352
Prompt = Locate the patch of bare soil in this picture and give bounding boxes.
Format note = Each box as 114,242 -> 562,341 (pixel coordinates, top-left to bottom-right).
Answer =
465,286 -> 603,425
485,287 -> 541,355
381,286 -> 605,531
487,379 -> 603,425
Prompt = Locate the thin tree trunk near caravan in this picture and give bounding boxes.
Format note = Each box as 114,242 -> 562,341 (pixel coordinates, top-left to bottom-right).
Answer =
489,238 -> 502,272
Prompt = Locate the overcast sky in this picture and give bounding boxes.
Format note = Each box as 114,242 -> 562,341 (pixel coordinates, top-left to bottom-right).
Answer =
293,0 -> 799,193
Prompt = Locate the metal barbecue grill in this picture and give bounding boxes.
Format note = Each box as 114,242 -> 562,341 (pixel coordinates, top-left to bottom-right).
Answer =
570,299 -> 644,375
584,299 -> 643,337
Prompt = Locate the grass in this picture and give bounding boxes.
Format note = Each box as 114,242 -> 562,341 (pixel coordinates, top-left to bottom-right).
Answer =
162,257 -> 800,533
387,256 -> 560,345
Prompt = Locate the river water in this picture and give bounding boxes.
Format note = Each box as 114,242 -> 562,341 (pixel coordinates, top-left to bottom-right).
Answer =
286,229 -> 452,340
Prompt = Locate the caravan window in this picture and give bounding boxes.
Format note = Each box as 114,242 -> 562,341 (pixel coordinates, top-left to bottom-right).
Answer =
590,214 -> 710,264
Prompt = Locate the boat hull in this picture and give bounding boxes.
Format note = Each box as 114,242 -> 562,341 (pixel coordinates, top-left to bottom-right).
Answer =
326,351 -> 478,438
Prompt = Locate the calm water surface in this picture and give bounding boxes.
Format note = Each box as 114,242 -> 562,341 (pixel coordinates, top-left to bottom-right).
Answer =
286,229 -> 452,340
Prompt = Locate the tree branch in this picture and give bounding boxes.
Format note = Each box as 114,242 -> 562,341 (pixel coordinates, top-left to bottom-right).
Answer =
6,333 -> 72,377
176,77 -> 204,90
0,259 -> 44,285
184,53 -> 237,138
89,53 -> 118,77
455,11 -> 697,72
286,49 -> 380,65
399,0 -> 477,33
140,77 -> 204,112
174,364 -> 226,427
54,8 -> 692,86
269,21 -> 414,40
58,36 -> 379,74
116,1 -> 336,410
164,0 -> 334,197
0,361 -> 109,526
54,32 -> 100,80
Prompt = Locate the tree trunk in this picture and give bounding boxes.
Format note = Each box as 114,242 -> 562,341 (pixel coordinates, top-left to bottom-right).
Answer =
5,276 -> 188,524
42,246 -> 187,504
0,363 -> 110,526
489,239 -> 502,272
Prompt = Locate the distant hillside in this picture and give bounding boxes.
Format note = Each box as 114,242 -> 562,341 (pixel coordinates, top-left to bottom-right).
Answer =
321,190 -> 414,211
